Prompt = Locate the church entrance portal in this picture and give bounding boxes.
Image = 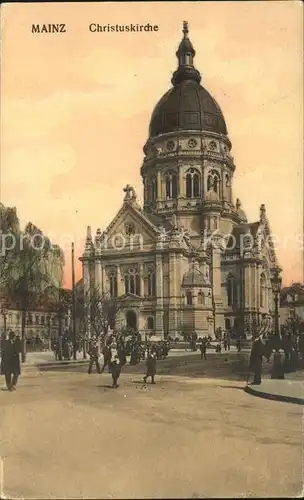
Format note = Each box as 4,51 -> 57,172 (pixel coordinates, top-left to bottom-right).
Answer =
126,310 -> 137,330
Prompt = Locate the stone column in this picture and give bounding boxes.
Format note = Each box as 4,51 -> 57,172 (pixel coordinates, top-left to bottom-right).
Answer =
178,168 -> 184,197
168,252 -> 178,335
155,253 -> 164,337
95,258 -> 102,295
211,241 -> 225,331
117,265 -> 124,296
157,170 -> 162,200
83,260 -> 91,338
139,262 -> 145,297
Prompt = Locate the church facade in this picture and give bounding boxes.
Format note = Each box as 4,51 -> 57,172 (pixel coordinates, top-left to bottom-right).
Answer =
81,23 -> 281,339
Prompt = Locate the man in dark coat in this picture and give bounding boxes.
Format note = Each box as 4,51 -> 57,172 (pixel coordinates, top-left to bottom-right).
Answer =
143,350 -> 157,384
249,336 -> 264,385
87,336 -> 101,374
1,331 -> 21,391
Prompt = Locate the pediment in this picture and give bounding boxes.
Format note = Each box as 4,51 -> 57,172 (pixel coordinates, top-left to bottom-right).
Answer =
118,293 -> 143,303
100,202 -> 158,251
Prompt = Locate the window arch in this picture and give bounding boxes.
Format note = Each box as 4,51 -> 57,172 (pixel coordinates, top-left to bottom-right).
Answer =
260,273 -> 267,308
227,274 -> 238,306
124,268 -> 140,295
207,170 -> 220,194
109,272 -> 118,297
165,172 -> 178,199
147,317 -> 154,330
198,291 -> 205,305
185,168 -> 201,198
151,177 -> 157,201
186,290 -> 193,305
148,270 -> 156,296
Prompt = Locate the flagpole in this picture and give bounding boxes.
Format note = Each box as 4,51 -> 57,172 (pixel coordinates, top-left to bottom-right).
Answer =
71,242 -> 77,360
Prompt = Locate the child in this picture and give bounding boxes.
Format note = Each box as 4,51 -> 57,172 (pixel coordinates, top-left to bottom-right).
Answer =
110,355 -> 122,388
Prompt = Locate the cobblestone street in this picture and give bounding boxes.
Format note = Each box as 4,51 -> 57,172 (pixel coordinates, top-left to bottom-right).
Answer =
0,369 -> 302,499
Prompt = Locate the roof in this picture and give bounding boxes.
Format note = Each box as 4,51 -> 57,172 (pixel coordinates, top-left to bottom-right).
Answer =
225,222 -> 260,251
149,80 -> 227,138
280,283 -> 304,305
144,212 -> 172,231
182,268 -> 209,287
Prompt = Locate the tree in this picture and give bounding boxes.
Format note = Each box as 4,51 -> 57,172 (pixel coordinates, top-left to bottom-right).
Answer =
76,283 -> 121,343
3,220 -> 65,362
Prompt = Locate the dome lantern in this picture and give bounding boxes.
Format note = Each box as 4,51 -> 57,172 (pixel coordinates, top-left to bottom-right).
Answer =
171,21 -> 201,86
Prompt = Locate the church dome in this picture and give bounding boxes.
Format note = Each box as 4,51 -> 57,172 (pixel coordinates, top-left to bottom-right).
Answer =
148,23 -> 227,139
182,268 -> 208,287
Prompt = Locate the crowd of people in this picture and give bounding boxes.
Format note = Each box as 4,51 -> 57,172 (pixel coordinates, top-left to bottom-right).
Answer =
2,325 -> 304,391
85,332 -> 170,387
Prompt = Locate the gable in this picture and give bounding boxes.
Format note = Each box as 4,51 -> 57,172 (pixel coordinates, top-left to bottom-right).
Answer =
101,203 -> 158,252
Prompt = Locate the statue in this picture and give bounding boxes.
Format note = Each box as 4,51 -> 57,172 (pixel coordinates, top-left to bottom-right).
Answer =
204,265 -> 210,283
123,184 -> 136,202
157,225 -> 167,241
171,213 -> 178,229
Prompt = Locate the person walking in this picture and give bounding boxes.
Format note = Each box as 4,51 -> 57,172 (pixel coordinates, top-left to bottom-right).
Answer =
143,350 -> 157,384
110,355 -> 122,388
271,348 -> 285,379
87,336 -> 101,374
249,336 -> 264,385
1,331 -> 22,391
101,343 -> 112,373
199,337 -> 207,360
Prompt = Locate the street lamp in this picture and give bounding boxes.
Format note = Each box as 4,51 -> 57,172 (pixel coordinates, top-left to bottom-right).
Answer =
270,267 -> 282,339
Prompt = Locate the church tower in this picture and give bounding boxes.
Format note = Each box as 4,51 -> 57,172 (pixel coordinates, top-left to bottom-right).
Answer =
141,22 -> 248,332
141,22 -> 247,240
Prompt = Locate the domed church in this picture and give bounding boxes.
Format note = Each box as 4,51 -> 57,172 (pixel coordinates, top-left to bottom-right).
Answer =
81,22 -> 280,339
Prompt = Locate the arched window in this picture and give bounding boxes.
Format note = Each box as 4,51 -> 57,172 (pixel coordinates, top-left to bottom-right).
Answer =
207,170 -> 220,193
213,217 -> 218,229
35,315 -> 39,325
148,270 -> 156,296
185,168 -> 200,198
227,274 -> 238,306
41,316 -> 45,325
260,273 -> 267,308
124,268 -> 140,295
27,313 -> 33,325
151,177 -> 157,201
198,291 -> 205,305
147,317 -> 154,330
165,172 -> 178,199
186,290 -> 192,305
109,273 -> 118,297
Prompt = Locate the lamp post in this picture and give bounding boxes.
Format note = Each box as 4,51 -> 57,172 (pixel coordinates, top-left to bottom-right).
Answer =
270,267 -> 282,340
270,267 -> 283,379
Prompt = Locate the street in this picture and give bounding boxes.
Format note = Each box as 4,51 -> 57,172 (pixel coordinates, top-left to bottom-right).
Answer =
0,368 -> 302,499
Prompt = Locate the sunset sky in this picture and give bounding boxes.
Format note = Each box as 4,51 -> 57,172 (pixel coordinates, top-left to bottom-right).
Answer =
1,1 -> 303,287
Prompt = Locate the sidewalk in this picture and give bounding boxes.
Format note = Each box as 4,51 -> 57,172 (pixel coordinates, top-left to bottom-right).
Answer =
245,377 -> 304,405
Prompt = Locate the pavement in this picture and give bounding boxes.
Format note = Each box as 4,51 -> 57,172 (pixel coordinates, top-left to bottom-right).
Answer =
245,377 -> 304,405
0,371 -> 302,498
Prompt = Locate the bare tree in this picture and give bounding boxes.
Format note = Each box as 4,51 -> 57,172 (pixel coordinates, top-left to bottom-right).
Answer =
76,284 -> 121,343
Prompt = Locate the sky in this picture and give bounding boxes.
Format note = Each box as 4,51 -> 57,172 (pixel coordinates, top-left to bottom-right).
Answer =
1,1 -> 303,287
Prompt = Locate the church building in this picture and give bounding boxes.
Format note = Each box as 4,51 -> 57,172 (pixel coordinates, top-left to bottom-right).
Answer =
81,22 -> 281,339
